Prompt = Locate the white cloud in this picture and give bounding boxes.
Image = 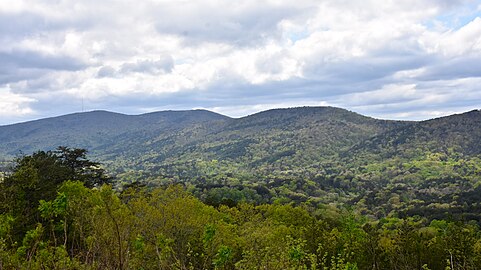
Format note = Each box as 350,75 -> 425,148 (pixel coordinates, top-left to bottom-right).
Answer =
0,0 -> 480,124
420,17 -> 481,56
205,100 -> 331,118
0,87 -> 36,117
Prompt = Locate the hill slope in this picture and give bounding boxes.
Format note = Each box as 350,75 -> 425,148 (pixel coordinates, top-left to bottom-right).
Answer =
1,107 -> 481,221
0,109 -> 230,158
0,106 -> 407,171
139,107 -> 410,175
347,109 -> 481,161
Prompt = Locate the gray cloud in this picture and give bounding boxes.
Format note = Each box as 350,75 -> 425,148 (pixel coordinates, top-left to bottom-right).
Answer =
0,49 -> 88,96
97,66 -> 116,78
120,56 -> 174,75
0,50 -> 86,71
0,0 -> 480,125
0,10 -> 94,40
418,56 -> 481,81
153,2 -> 311,46
0,12 -> 47,37
0,67 -> 45,85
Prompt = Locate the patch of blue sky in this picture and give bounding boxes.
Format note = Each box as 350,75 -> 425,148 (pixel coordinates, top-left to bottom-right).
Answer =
285,29 -> 310,43
425,3 -> 481,30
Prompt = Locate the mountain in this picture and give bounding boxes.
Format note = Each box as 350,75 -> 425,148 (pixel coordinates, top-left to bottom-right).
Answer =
0,106 -> 408,172
0,109 -> 229,158
1,107 -> 481,221
142,107 -> 410,174
347,109 -> 481,161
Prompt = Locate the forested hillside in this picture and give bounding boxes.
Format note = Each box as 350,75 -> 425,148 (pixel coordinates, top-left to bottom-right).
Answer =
1,107 -> 481,269
1,107 -> 481,221
0,107 -> 409,174
1,151 -> 480,269
0,109 -> 229,159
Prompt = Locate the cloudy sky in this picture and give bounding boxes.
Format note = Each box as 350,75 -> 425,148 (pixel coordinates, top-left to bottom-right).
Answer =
1,0 -> 481,125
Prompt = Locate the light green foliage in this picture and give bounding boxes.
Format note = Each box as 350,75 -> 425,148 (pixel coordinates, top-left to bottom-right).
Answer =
39,192 -> 68,219
1,181 -> 481,269
213,245 -> 232,269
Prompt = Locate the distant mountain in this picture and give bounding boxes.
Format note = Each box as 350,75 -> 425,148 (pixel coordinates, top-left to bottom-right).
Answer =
347,109 -> 481,162
0,109 -> 229,158
3,107 -> 481,172
0,106 -> 409,170
148,107 -> 410,172
1,106 -> 481,220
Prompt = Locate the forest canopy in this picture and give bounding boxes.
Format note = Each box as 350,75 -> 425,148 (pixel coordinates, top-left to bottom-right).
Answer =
1,148 -> 481,269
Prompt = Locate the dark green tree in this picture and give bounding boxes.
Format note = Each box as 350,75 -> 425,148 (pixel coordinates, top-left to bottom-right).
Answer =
54,146 -> 110,188
0,147 -> 110,242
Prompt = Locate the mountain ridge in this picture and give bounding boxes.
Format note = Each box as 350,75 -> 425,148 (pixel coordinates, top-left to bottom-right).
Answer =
1,106 -> 481,220
1,106 -> 479,162
4,105 -> 456,128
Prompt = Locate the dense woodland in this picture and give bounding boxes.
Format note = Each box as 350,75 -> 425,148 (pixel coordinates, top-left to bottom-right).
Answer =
1,107 -> 481,269
1,148 -> 481,269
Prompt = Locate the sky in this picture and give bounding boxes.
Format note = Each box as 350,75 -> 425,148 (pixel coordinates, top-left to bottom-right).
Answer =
1,0 -> 481,125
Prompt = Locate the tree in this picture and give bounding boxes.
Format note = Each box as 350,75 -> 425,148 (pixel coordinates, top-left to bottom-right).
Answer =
0,147 -> 110,242
54,146 -> 111,188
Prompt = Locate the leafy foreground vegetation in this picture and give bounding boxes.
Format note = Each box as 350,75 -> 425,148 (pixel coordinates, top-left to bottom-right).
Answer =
2,149 -> 481,269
